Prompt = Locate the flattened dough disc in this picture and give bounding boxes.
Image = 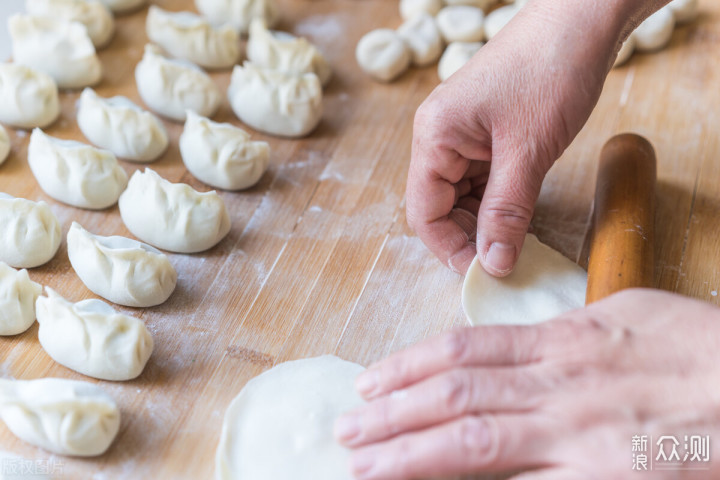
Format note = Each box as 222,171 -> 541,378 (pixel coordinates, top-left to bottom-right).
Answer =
462,234 -> 587,325
215,355 -> 365,480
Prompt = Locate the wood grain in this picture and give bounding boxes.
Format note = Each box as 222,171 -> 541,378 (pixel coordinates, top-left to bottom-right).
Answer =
0,0 -> 719,478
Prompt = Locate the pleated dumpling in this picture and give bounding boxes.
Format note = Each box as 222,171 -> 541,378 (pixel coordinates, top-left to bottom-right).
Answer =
98,0 -> 145,13
28,129 -> 128,210
146,6 -> 240,70
77,88 -> 168,163
195,0 -> 278,35
119,168 -> 231,253
180,111 -> 269,190
25,0 -> 115,49
246,20 -> 331,86
8,14 -> 102,89
135,44 -> 221,121
0,193 -> 61,269
67,222 -> 177,307
0,63 -> 60,129
0,377 -> 120,456
0,262 -> 42,336
228,62 -> 322,138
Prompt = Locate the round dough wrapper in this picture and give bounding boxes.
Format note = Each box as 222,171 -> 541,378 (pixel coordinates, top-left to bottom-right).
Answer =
462,234 -> 587,325
436,6 -> 485,43
399,0 -> 442,21
437,41 -> 483,81
397,13 -> 444,67
216,355 -> 365,480
633,6 -> 675,53
356,29 -> 411,82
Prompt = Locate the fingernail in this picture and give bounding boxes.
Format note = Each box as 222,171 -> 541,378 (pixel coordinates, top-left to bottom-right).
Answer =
355,370 -> 378,397
334,414 -> 360,442
484,242 -> 516,275
351,450 -> 376,478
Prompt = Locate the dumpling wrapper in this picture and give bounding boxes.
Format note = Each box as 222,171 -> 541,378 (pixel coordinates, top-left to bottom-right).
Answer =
462,234 -> 587,325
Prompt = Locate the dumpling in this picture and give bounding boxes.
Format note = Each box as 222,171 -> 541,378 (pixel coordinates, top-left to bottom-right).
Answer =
0,126 -> 8,166
484,4 -> 519,40
36,288 -> 154,381
443,0 -> 497,10
436,6 -> 485,43
67,222 -> 177,307
146,6 -> 241,70
438,41 -> 483,81
0,262 -> 42,336
135,44 -> 221,122
397,14 -> 444,67
119,168 -> 231,253
247,20 -> 331,86
0,193 -> 61,269
633,6 -> 675,52
668,0 -> 699,24
356,29 -> 411,82
613,35 -> 635,68
195,0 -> 278,35
25,0 -> 115,49
399,0 -> 443,21
28,129 -> 128,210
0,63 -> 60,129
0,377 -> 120,456
228,62 -> 322,138
180,111 -> 269,190
8,14 -> 102,89
97,0 -> 145,13
77,88 -> 168,163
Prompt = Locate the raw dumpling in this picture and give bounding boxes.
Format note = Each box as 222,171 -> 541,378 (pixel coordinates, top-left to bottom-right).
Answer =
119,168 -> 231,253
399,0 -> 442,21
228,62 -> 322,138
0,262 -> 42,336
436,6 -> 485,43
397,14 -> 444,67
0,193 -> 61,269
25,0 -> 115,49
613,35 -> 635,68
668,0 -> 699,24
356,29 -> 411,82
135,44 -> 221,122
98,0 -> 145,13
9,14 -> 102,89
67,222 -> 177,307
216,356 -> 365,480
195,0 -> 278,35
633,6 -> 675,52
36,288 -> 154,381
484,4 -> 519,40
0,63 -> 60,129
0,377 -> 120,456
77,88 -> 168,163
246,20 -> 331,86
28,129 -> 128,210
462,234 -> 587,325
180,111 -> 269,190
438,41 -> 483,81
146,6 -> 241,70
0,126 -> 9,166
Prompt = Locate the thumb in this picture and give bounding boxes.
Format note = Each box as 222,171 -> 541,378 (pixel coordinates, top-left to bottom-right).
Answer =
476,150 -> 547,277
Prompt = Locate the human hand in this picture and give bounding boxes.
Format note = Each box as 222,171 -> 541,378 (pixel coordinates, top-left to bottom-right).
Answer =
406,0 -> 652,276
335,289 -> 720,479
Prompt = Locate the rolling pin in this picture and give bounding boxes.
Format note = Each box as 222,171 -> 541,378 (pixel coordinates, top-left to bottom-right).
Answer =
586,133 -> 656,304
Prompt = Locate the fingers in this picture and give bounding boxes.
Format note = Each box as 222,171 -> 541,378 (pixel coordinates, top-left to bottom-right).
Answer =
336,366 -> 543,447
354,326 -> 545,400
347,414 -> 551,480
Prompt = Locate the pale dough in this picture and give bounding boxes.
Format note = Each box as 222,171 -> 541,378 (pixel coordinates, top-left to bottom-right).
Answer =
25,0 -> 115,49
483,4 -> 519,40
98,0 -> 145,13
356,29 -> 411,82
216,355 -> 365,480
437,41 -> 483,81
67,222 -> 177,308
0,64 -> 60,129
0,262 -> 42,336
0,126 -> 8,166
0,377 -> 120,456
397,13 -> 444,67
668,0 -> 699,24
195,0 -> 279,35
462,234 -> 587,325
633,6 -> 675,52
399,0 -> 442,21
436,6 -> 485,43
0,193 -> 61,269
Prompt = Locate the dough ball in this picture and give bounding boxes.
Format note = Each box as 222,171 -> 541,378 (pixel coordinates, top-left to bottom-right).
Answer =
483,4 -> 519,40
26,0 -> 115,49
668,0 -> 699,24
0,64 -> 60,129
633,6 -> 675,52
399,0 -> 443,21
436,6 -> 485,43
0,377 -> 120,456
443,0 -> 497,12
180,111 -> 270,190
462,234 -> 587,325
613,34 -> 635,68
67,222 -> 177,308
216,356 -> 365,480
195,0 -> 279,35
0,193 -> 61,269
356,29 -> 411,82
397,13 -> 444,67
0,126 -> 9,166
28,129 -> 128,210
97,0 -> 145,13
437,41 -> 483,81
0,262 -> 42,336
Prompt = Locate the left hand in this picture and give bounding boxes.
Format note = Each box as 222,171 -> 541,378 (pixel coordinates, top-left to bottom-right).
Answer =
334,289 -> 720,479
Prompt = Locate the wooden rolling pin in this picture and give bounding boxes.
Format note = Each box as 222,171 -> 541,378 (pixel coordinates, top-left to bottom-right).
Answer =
586,133 -> 656,304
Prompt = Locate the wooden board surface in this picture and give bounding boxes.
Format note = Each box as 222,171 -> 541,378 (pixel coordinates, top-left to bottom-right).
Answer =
1,0 -> 719,477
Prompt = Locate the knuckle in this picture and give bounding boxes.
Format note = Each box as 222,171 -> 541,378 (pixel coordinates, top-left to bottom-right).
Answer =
381,358 -> 409,390
438,370 -> 473,415
442,328 -> 472,364
457,416 -> 497,463
484,202 -> 533,228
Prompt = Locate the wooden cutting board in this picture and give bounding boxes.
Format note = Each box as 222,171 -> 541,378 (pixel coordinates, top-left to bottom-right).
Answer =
1,0 -> 719,477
